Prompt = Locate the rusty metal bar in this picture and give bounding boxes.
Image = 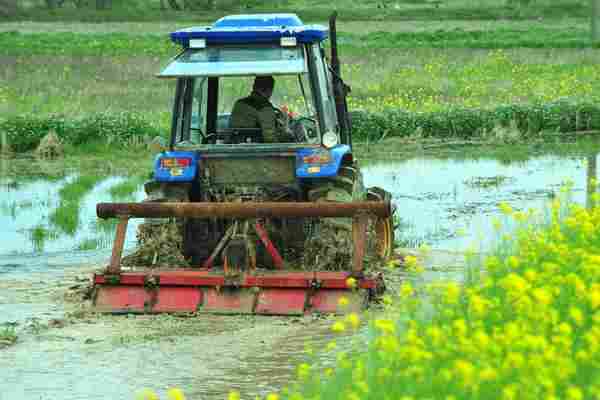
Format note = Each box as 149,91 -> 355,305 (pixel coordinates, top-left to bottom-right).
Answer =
108,217 -> 129,274
97,201 -> 391,220
351,213 -> 368,274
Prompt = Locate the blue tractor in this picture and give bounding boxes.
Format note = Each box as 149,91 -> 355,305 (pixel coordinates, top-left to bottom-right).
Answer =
93,13 -> 395,314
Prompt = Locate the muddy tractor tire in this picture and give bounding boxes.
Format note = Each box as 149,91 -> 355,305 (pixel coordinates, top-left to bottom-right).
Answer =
120,181 -> 194,267
143,181 -> 226,266
304,164 -> 394,270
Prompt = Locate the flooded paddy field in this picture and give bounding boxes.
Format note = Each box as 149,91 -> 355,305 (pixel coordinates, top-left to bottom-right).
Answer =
1,137 -> 600,399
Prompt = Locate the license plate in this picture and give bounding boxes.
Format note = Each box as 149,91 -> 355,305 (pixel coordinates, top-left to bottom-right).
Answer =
170,168 -> 183,176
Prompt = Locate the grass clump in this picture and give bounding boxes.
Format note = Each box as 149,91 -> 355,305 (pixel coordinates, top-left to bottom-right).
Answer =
49,174 -> 104,235
0,112 -> 162,153
266,188 -> 600,400
352,101 -> 600,141
108,175 -> 146,201
29,225 -> 59,252
0,327 -> 17,349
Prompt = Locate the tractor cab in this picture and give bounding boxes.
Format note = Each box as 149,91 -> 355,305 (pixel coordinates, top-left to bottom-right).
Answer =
159,14 -> 343,150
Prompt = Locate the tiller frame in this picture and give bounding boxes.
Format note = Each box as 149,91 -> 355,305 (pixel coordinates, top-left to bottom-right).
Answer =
93,201 -> 390,315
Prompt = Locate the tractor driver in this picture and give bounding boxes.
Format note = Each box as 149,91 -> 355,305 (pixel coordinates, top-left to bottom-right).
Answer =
230,76 -> 293,143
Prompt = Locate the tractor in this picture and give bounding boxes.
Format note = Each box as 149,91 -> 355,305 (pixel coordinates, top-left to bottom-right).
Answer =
92,13 -> 395,315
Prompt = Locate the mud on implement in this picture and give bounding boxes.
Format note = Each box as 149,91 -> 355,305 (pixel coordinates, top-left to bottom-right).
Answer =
91,13 -> 396,314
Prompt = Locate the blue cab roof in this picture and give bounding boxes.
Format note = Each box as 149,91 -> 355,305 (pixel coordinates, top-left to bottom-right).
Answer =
170,13 -> 328,47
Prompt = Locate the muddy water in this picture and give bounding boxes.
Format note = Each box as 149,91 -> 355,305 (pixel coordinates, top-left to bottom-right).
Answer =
363,153 -> 593,251
1,144 -> 599,400
0,175 -> 143,255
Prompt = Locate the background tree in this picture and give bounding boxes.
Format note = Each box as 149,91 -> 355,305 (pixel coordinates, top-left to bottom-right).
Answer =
96,0 -> 112,9
45,0 -> 65,9
167,0 -> 181,10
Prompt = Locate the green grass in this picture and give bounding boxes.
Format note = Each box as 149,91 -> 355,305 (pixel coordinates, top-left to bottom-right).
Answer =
0,26 -> 594,59
29,225 -> 59,252
0,327 -> 17,348
3,48 -> 599,118
49,174 -> 105,235
108,175 -> 146,200
76,237 -> 102,251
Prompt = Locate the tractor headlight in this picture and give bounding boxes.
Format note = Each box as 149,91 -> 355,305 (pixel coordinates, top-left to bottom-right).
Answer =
322,131 -> 338,149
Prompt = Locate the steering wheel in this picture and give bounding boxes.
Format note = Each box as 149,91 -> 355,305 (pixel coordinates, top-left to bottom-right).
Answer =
292,117 -> 318,142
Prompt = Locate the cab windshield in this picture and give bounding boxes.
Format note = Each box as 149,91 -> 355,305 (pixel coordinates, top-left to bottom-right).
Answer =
173,73 -> 319,146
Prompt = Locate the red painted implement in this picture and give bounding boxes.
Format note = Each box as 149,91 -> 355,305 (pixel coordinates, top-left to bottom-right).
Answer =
92,201 -> 390,315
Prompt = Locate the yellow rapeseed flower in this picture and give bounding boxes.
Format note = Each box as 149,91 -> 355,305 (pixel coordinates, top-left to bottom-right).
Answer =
453,359 -> 475,388
167,388 -> 186,400
338,296 -> 349,307
532,287 -> 553,307
499,202 -> 513,215
502,385 -> 517,400
565,386 -> 583,400
331,321 -> 346,333
479,366 -> 498,381
444,282 -> 461,304
297,363 -> 311,381
507,255 -> 520,269
374,318 -> 396,335
137,389 -> 159,400
228,391 -> 241,400
345,313 -> 360,330
569,307 -> 585,327
400,282 -> 414,298
382,294 -> 393,306
491,217 -> 502,231
404,255 -> 419,270
266,394 -> 279,400
345,277 -> 357,289
589,287 -> 600,309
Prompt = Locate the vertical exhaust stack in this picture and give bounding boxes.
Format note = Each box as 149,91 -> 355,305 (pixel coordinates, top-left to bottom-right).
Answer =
329,12 -> 352,148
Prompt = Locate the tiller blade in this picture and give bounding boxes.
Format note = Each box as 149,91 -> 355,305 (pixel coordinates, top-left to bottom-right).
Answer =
92,270 -> 380,315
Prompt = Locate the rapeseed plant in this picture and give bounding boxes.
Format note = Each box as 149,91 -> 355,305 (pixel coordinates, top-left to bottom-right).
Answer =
244,190 -> 600,400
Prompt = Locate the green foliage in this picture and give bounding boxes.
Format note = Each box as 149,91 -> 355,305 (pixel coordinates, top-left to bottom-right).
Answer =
108,175 -> 146,200
6,0 -> 590,22
3,102 -> 599,154
351,101 -> 600,140
0,327 -> 17,348
29,225 -> 59,252
0,26 -> 594,59
1,112 -> 161,152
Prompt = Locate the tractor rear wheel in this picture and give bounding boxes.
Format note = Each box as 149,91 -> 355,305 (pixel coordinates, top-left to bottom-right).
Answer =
303,165 -> 395,270
121,181 -> 192,267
